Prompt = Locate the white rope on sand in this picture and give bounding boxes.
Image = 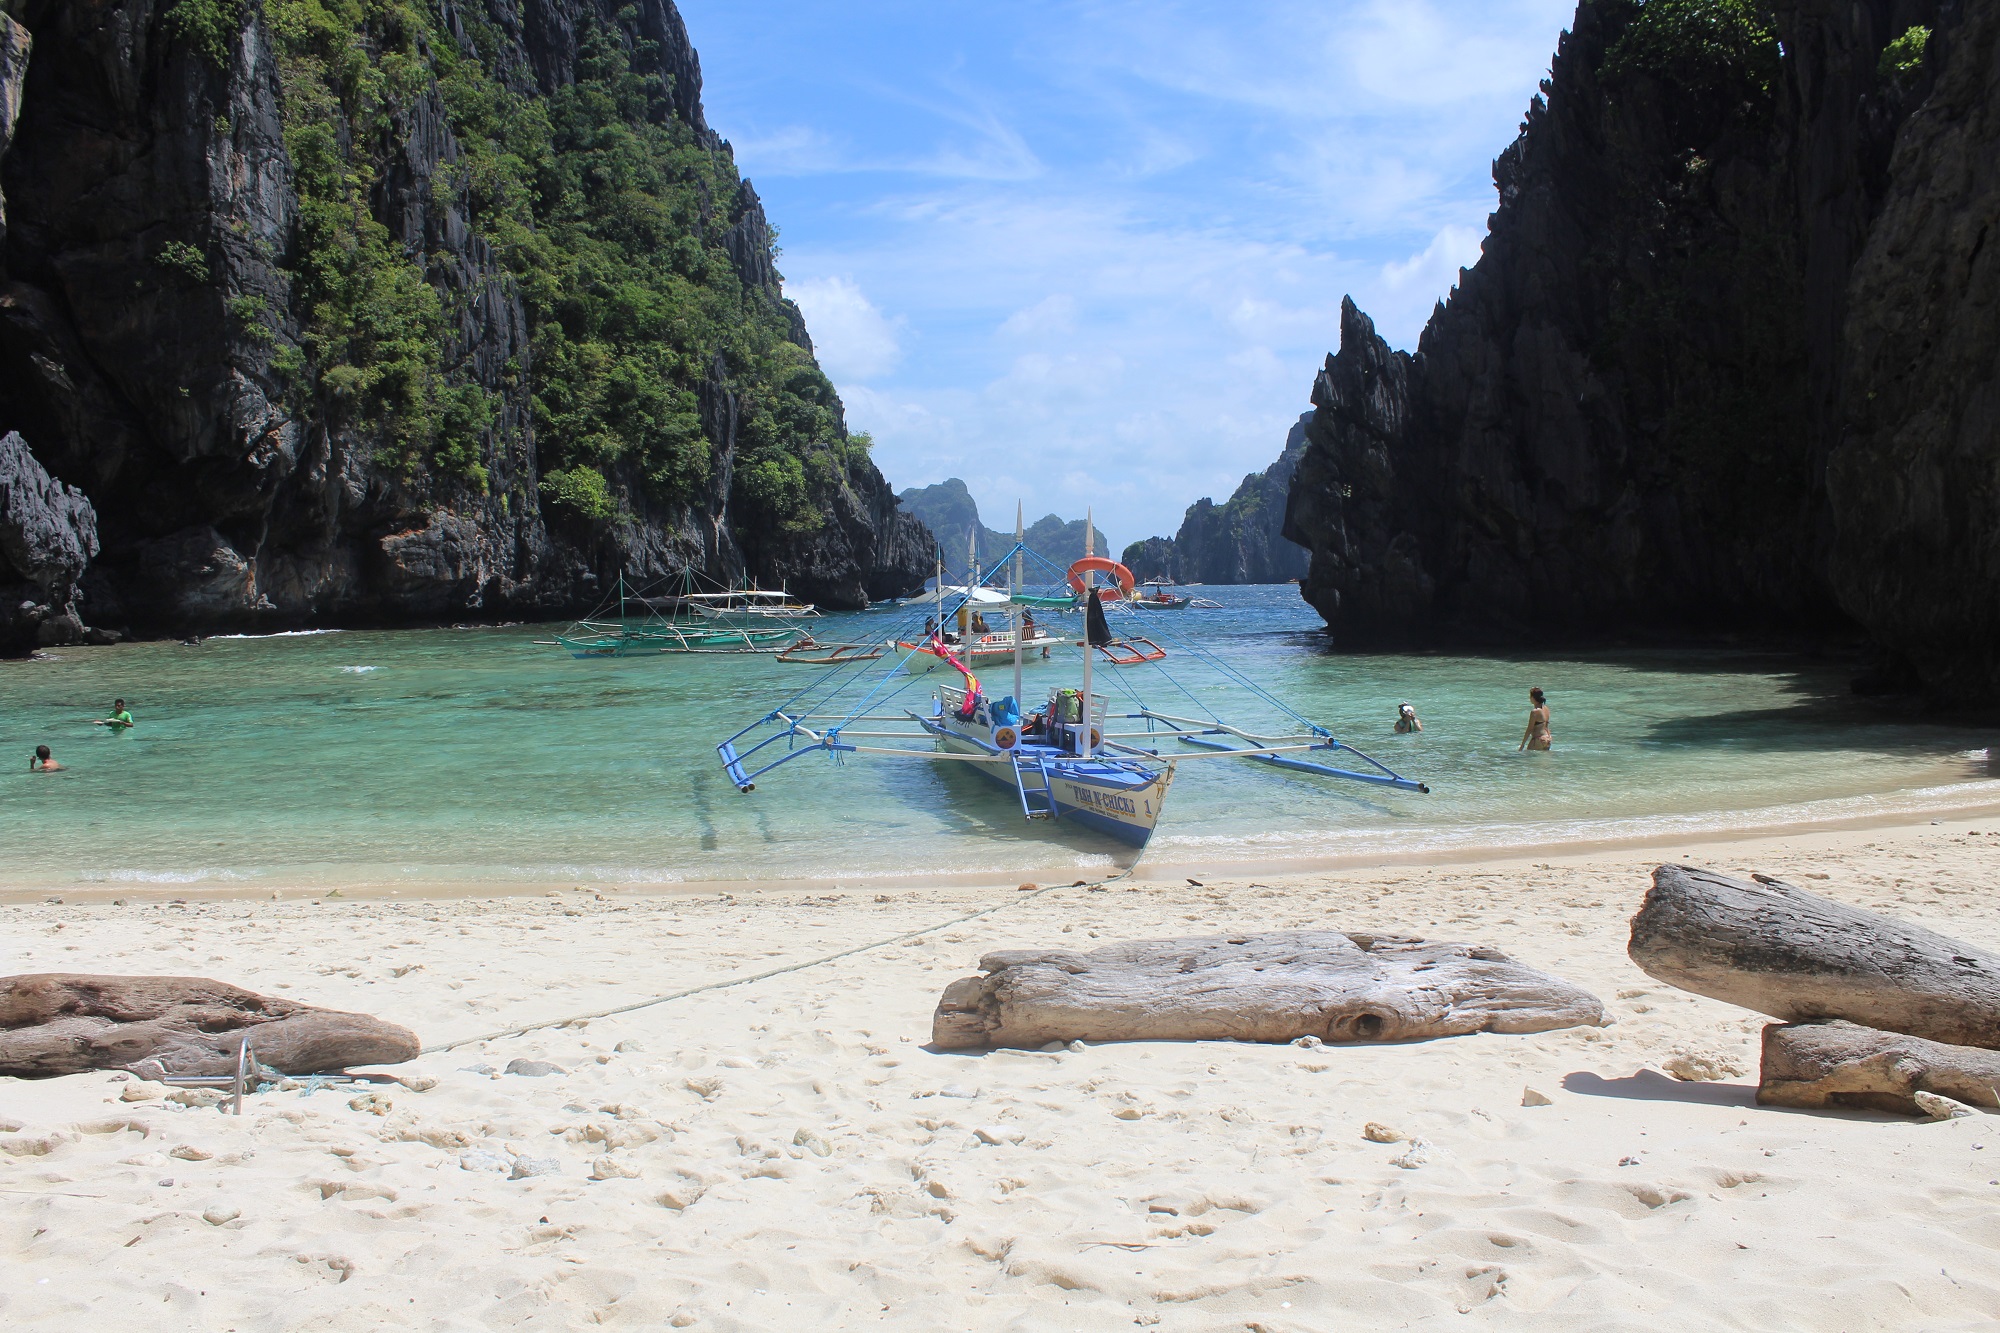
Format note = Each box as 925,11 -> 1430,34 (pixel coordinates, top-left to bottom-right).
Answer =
420,868 -> 1135,1054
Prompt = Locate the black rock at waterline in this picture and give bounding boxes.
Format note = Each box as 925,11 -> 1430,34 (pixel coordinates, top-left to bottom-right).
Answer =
0,1 -> 929,636
1283,0 -> 2000,707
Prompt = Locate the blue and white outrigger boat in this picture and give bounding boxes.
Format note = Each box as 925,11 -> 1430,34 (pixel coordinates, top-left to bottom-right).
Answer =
715,509 -> 1428,849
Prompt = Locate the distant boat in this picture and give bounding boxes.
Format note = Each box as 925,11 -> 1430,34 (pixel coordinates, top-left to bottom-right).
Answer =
898,626 -> 1072,673
1127,580 -> 1191,610
551,574 -> 809,658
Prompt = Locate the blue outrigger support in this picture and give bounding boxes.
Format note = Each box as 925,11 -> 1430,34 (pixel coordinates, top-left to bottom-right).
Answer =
1123,709 -> 1430,794
1173,733 -> 1430,792
717,712 -> 843,792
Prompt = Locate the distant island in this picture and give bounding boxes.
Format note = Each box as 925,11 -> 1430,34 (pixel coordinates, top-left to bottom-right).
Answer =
1121,414 -> 1310,585
897,478 -> 1110,577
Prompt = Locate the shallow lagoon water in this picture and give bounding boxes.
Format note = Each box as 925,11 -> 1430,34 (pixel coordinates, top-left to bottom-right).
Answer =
1,587 -> 1992,892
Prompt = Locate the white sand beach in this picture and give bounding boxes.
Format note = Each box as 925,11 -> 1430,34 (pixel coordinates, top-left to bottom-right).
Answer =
5,815 -> 1999,1330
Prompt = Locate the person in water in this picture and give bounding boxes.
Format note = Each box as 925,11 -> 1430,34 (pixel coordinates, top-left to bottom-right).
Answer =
31,744 -> 61,772
1519,687 -> 1552,752
1394,702 -> 1423,733
95,699 -> 134,731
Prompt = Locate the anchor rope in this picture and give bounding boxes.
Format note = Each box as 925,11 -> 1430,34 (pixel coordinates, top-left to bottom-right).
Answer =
419,867 -> 1135,1054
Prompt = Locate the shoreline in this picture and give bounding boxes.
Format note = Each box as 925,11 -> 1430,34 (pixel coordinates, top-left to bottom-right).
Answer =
9,785 -> 1998,906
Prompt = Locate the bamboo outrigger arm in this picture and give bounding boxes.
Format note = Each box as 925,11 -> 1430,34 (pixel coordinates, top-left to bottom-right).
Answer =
1125,709 -> 1430,793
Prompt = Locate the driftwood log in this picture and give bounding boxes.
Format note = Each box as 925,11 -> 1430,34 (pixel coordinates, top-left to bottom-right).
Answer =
1629,866 -> 2000,1049
1758,1020 -> 2000,1114
932,930 -> 1604,1049
0,974 -> 421,1078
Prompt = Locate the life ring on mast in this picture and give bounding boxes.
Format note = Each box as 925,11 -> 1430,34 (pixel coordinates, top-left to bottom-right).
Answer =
1066,557 -> 1135,602
994,726 -> 1019,749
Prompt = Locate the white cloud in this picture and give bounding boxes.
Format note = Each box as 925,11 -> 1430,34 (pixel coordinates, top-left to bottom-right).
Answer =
996,294 -> 1077,340
784,276 -> 901,382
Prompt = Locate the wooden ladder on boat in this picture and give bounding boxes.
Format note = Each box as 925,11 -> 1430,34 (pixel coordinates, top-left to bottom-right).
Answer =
1011,751 -> 1057,820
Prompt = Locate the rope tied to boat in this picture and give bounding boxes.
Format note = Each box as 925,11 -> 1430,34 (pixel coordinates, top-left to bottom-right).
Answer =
418,868 -> 1135,1054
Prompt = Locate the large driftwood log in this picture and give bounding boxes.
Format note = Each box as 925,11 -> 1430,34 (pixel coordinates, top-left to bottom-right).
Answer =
1629,866 -> 2000,1049
932,930 -> 1604,1050
0,974 -> 421,1077
1758,1020 -> 2000,1114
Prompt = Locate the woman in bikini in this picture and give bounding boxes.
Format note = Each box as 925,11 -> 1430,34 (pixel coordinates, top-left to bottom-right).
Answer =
1519,687 -> 1552,752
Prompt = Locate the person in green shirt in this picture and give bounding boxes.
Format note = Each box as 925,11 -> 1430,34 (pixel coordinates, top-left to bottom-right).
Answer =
95,699 -> 134,732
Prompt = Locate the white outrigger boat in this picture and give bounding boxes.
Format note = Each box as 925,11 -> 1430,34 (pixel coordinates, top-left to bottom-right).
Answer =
716,508 -> 1429,849
681,588 -> 817,620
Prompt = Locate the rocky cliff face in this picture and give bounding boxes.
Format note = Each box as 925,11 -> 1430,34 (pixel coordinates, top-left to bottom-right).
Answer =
0,0 -> 927,641
897,478 -> 1111,575
1285,0 -> 1998,704
1825,0 -> 2000,701
1124,415 -> 1311,584
0,429 -> 100,650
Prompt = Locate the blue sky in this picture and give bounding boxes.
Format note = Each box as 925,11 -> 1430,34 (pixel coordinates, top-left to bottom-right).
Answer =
676,0 -> 1578,549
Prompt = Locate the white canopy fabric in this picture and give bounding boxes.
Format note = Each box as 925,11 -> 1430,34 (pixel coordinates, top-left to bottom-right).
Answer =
912,585 -> 1012,605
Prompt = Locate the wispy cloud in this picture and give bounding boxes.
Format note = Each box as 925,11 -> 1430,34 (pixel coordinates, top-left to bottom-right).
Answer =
785,276 -> 902,382
680,0 -> 1575,545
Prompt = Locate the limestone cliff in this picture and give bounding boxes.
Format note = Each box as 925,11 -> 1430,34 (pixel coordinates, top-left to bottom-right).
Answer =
1284,0 -> 1997,705
0,0 -> 927,641
1123,414 -> 1310,584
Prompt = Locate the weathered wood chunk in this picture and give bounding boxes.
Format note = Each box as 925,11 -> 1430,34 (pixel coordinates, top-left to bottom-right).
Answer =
0,974 -> 421,1077
1628,865 -> 2000,1049
931,930 -> 1604,1050
1758,1019 -> 2000,1114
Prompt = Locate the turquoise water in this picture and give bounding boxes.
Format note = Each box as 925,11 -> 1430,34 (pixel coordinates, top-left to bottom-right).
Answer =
0,586 -> 1992,892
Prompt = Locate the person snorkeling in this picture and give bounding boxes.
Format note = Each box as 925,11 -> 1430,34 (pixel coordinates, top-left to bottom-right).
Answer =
94,699 -> 134,732
1394,702 -> 1422,734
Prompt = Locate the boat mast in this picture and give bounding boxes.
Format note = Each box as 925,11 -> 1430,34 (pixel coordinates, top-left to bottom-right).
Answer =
1080,507 -> 1094,758
1012,500 -> 1024,707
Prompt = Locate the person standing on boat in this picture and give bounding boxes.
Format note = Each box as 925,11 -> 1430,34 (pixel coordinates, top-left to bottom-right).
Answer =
923,616 -> 938,641
1519,688 -> 1552,752
1394,702 -> 1422,734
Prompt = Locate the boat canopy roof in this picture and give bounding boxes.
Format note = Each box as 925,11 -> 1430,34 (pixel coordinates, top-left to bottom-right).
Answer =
679,590 -> 803,601
913,585 -> 1012,605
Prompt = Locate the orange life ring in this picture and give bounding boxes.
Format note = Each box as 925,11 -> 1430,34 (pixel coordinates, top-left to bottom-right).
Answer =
1066,557 -> 1135,601
994,726 -> 1018,749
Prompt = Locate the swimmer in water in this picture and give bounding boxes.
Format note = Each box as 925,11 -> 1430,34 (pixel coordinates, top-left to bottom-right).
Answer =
1394,702 -> 1422,734
1519,687 -> 1552,752
31,744 -> 61,772
95,699 -> 134,731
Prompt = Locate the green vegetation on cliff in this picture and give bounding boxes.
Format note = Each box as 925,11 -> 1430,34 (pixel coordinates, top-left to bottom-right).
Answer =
257,0 -> 842,529
1601,0 -> 1780,105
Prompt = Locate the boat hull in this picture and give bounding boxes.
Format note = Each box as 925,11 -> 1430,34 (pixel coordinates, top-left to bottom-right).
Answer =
899,636 -> 1070,673
926,724 -> 1174,846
